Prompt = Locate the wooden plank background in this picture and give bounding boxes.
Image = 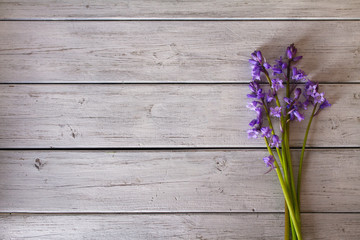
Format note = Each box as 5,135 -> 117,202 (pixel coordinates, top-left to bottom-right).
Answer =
1,21 -> 360,83
0,0 -> 360,20
0,1 -> 359,239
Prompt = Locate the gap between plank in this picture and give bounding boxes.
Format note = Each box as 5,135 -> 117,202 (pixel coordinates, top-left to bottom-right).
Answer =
1,18 -> 360,21
0,82 -> 359,85
1,212 -> 359,215
0,147 -> 359,151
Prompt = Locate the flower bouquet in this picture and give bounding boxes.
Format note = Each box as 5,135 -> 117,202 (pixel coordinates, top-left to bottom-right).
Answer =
246,44 -> 331,239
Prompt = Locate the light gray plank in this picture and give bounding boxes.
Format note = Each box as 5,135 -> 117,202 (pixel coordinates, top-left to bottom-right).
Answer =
0,213 -> 359,240
0,0 -> 360,19
0,149 -> 358,212
1,21 -> 360,83
0,84 -> 358,148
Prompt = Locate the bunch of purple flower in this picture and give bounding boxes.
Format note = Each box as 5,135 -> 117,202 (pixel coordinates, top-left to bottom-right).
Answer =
246,44 -> 330,240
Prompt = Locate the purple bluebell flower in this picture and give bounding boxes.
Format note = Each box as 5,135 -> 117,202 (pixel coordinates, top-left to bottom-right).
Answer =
256,51 -> 263,63
251,65 -> 262,81
272,56 -> 287,75
266,89 -> 274,103
249,81 -> 260,92
293,56 -> 303,62
292,110 -> 305,122
319,99 -> 331,109
286,43 -> 302,62
246,101 -> 263,111
263,62 -> 271,69
270,106 -> 282,118
286,44 -> 297,59
261,127 -> 272,138
247,128 -> 260,139
271,78 -> 284,92
294,88 -> 302,99
250,50 -> 263,64
315,97 -> 331,116
255,107 -> 263,125
263,155 -> 275,169
313,92 -> 325,104
286,102 -> 305,122
247,81 -> 265,99
303,80 -> 331,113
283,97 -> 292,105
249,119 -> 257,127
292,67 -> 307,81
249,50 -> 271,81
270,134 -> 281,148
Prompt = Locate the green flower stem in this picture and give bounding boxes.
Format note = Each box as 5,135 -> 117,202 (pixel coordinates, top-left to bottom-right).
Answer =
285,205 -> 290,240
264,66 -> 301,239
284,129 -> 300,222
261,100 -> 283,165
282,141 -> 290,240
263,138 -> 302,240
297,103 -> 318,207
285,59 -> 300,238
274,161 -> 302,240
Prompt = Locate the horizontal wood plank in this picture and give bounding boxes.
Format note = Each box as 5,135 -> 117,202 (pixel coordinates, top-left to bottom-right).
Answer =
0,0 -> 360,19
0,84 -> 358,148
0,149 -> 358,212
1,21 -> 360,83
1,213 -> 359,239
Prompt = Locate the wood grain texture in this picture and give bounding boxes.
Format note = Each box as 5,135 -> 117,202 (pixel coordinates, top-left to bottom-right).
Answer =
0,149 -> 358,212
0,84 -> 358,148
1,21 -> 360,83
1,0 -> 360,19
1,213 -> 359,240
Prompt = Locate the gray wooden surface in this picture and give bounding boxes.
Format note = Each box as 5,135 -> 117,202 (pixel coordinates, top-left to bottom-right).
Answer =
0,1 -> 359,239
1,22 -> 360,83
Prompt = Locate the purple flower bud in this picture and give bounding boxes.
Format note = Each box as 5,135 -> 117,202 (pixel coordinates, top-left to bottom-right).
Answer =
263,155 -> 275,169
257,51 -> 263,63
249,59 -> 258,65
294,88 -> 302,99
251,66 -> 262,81
319,99 -> 331,109
256,89 -> 265,99
272,67 -> 283,75
247,129 -> 260,139
293,110 -> 305,122
246,101 -> 262,111
283,97 -> 292,105
293,56 -> 303,62
249,119 -> 257,127
249,82 -> 259,93
272,56 -> 287,76
270,134 -> 281,148
271,78 -> 284,92
261,127 -> 272,138
286,48 -> 293,59
251,52 -> 257,61
266,89 -> 274,103
263,62 -> 271,69
286,44 -> 297,60
247,93 -> 257,99
302,99 -> 310,110
270,106 -> 282,118
292,67 -> 307,81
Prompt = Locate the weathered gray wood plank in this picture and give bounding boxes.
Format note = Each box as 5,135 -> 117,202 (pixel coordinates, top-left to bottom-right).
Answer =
0,213 -> 359,239
1,21 -> 360,83
0,149 -> 358,212
0,0 -> 360,19
0,84 -> 358,148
